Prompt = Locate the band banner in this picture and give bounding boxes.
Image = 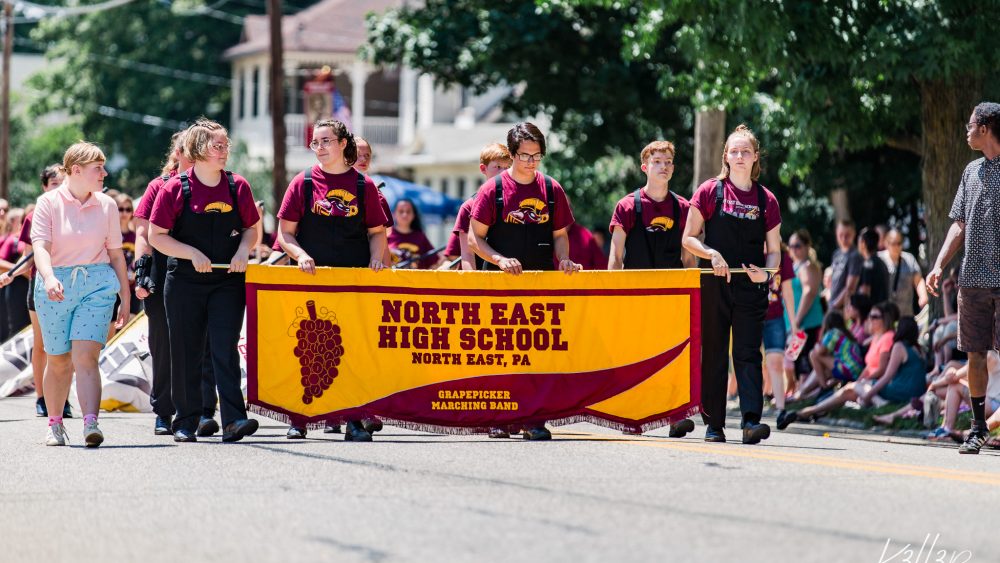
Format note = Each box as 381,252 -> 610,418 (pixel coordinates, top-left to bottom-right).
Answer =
246,265 -> 701,434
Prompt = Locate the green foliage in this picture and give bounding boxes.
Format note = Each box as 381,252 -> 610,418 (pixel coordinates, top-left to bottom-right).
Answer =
6,113 -> 84,208
366,0 -> 695,224
22,0 -> 318,193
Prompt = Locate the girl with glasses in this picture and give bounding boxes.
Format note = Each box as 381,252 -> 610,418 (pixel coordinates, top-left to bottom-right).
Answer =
149,119 -> 262,443
276,119 -> 389,442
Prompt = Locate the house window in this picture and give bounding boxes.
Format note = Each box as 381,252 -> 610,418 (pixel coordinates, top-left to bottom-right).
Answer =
457,177 -> 467,199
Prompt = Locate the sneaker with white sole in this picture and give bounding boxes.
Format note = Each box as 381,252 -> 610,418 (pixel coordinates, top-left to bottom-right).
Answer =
46,423 -> 69,446
84,421 -> 104,448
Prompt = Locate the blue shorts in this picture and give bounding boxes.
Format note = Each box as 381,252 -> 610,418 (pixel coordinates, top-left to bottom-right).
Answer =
762,316 -> 787,354
34,263 -> 119,355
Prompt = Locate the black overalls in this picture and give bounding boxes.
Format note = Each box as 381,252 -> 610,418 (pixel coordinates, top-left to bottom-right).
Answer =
297,168 -> 370,267
700,180 -> 770,429
481,174 -> 555,272
147,175 -> 218,422
288,169 -> 368,428
623,189 -> 684,269
164,172 -> 248,433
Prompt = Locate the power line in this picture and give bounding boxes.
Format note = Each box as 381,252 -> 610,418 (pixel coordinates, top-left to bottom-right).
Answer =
13,36 -> 231,86
7,0 -> 138,21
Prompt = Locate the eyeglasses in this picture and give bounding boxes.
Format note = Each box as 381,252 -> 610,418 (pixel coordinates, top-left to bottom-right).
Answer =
869,314 -> 883,320
309,138 -> 337,150
119,207 -> 133,212
207,141 -> 233,153
966,122 -> 981,132
516,152 -> 543,162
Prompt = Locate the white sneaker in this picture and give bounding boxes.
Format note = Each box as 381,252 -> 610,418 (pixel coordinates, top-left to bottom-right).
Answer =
84,421 -> 104,448
45,423 -> 69,446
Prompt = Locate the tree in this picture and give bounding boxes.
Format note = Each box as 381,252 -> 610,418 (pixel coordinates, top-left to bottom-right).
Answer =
366,0 -> 695,227
611,0 -> 1000,267
368,0 -> 929,244
22,0 -> 318,194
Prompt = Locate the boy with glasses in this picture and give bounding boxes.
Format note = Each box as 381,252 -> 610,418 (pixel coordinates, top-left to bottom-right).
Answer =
469,122 -> 580,440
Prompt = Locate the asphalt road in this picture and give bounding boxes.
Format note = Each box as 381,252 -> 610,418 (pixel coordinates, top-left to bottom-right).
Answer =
2,396 -> 997,563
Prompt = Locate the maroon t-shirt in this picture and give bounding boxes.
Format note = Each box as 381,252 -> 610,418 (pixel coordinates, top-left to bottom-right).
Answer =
388,229 -> 436,269
150,169 -> 260,231
691,178 -> 781,232
19,211 -> 32,245
470,170 -> 574,231
0,234 -> 24,262
277,165 -> 387,229
610,189 -> 690,236
136,171 -> 176,220
378,192 -> 393,229
559,223 -> 606,270
444,198 -> 475,257
766,250 -> 795,320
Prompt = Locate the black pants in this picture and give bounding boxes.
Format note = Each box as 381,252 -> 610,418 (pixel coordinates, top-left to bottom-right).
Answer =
165,272 -> 246,432
145,278 -> 219,419
0,284 -> 9,343
700,276 -> 768,429
5,276 -> 30,336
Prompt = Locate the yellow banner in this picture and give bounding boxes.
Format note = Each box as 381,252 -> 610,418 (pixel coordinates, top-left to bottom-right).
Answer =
246,265 -> 701,433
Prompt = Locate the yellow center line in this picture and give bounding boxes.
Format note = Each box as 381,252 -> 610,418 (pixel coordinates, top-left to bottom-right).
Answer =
554,431 -> 1000,486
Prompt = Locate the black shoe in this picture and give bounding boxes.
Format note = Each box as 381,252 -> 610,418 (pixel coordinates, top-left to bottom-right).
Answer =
344,420 -> 372,442
776,410 -> 795,430
222,419 -> 259,443
154,415 -> 173,436
488,427 -> 510,439
362,417 -> 383,434
959,423 -> 989,455
35,397 -> 47,417
704,426 -> 726,442
668,419 -> 696,438
173,429 -> 197,442
286,426 -> 307,439
323,423 -> 341,434
523,426 -> 552,441
62,402 -> 73,418
742,422 -> 771,445
196,417 -> 220,437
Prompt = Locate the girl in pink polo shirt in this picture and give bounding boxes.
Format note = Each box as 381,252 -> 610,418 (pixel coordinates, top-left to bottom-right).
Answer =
31,143 -> 131,448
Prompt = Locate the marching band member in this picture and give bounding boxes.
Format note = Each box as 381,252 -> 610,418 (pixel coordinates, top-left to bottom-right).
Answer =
149,119 -> 262,443
682,124 -> 782,445
277,119 -> 389,442
609,140 -> 698,438
469,122 -> 580,441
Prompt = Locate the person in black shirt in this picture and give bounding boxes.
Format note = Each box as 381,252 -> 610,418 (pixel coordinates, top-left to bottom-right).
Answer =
857,227 -> 889,306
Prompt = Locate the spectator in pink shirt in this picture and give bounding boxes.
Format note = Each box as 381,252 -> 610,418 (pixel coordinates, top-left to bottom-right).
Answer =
31,142 -> 130,448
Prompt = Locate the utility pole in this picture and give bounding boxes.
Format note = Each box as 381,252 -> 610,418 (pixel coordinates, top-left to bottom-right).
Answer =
1,1 -> 13,200
267,0 -> 286,207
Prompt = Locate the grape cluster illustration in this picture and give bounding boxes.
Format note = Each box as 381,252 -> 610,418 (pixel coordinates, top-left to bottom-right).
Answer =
291,300 -> 344,404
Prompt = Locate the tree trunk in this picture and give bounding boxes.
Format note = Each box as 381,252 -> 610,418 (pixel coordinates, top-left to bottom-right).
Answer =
919,77 -> 981,317
693,109 -> 725,195
829,187 -> 851,222
267,0 -> 287,208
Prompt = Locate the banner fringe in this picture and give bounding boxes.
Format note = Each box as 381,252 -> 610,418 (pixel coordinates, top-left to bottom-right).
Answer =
248,404 -> 701,436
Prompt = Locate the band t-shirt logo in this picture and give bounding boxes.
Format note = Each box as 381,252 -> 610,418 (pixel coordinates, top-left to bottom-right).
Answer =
721,199 -> 761,221
505,197 -> 549,225
313,189 -> 359,218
